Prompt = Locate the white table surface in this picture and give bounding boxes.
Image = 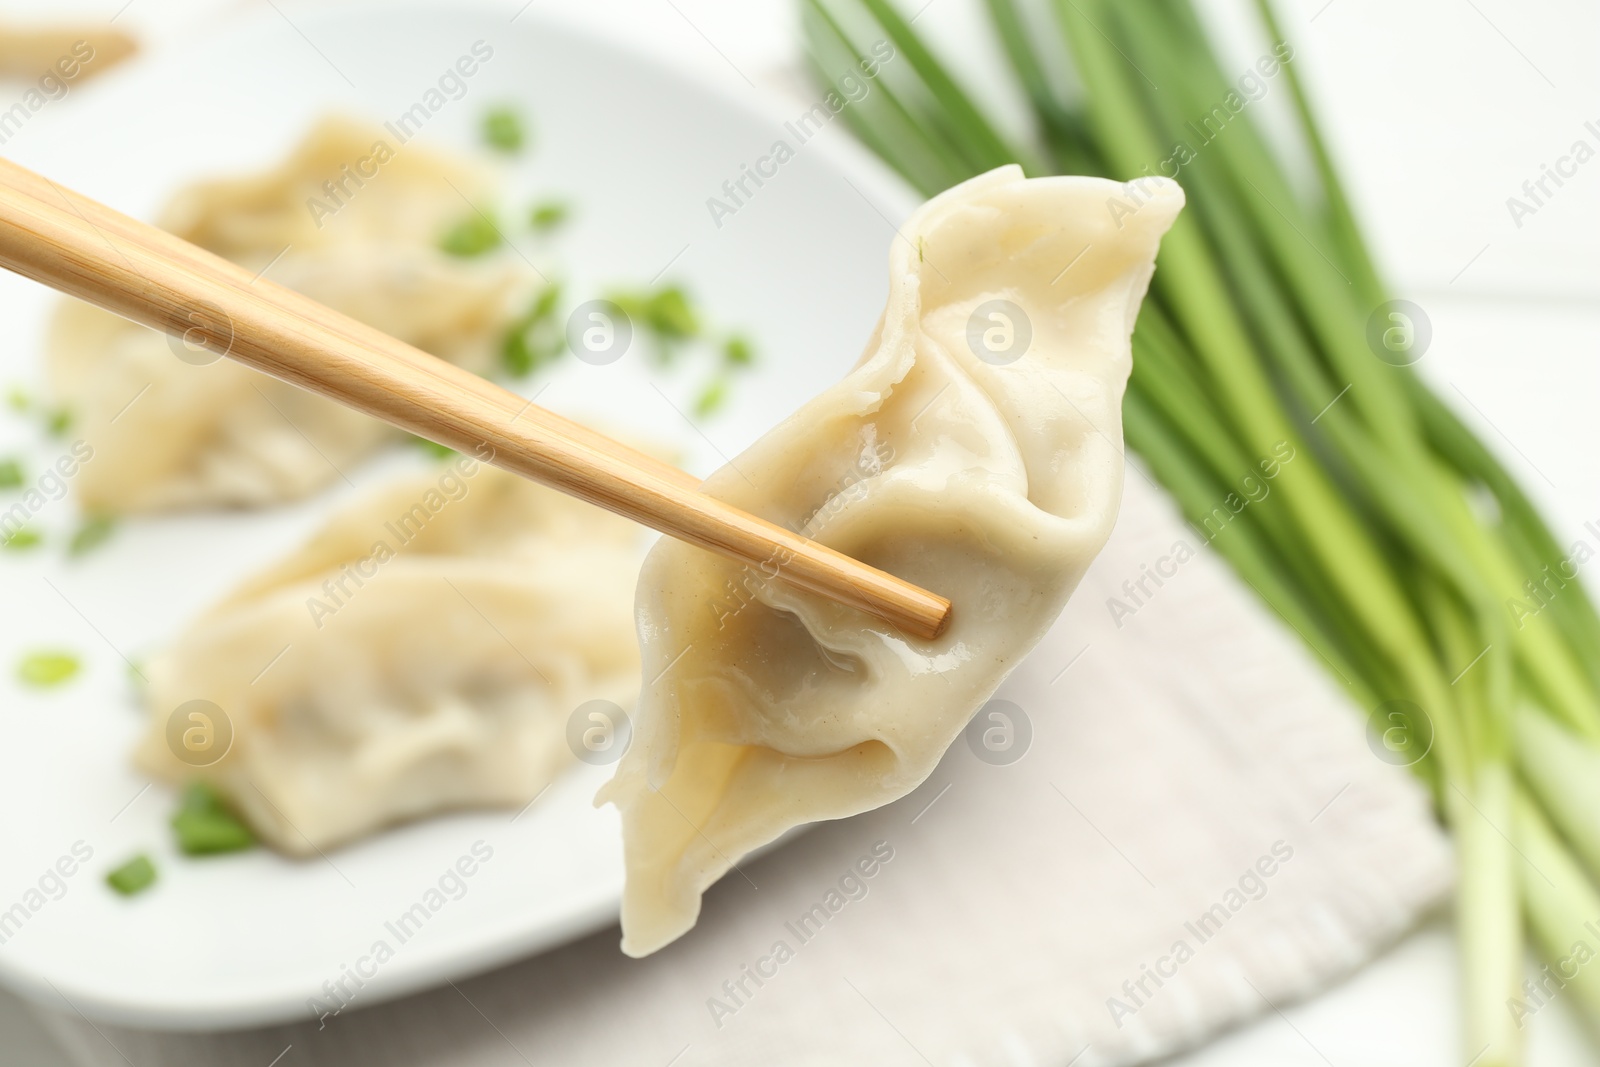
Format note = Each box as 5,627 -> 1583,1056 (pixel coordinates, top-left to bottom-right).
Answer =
0,0 -> 1596,1064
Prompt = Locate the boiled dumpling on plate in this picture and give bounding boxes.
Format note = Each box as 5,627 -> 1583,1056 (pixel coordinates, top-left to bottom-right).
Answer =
135,458 -> 642,854
48,116 -> 534,513
598,166 -> 1184,955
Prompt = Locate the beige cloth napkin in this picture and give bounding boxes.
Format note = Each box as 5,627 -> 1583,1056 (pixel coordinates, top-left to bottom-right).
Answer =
38,469 -> 1452,1066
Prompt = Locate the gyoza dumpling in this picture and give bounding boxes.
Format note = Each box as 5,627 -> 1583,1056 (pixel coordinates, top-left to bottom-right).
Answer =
599,166 -> 1183,955
48,116 -> 534,513
136,457 -> 642,854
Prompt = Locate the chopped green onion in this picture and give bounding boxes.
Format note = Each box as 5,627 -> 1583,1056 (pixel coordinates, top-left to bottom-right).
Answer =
500,283 -> 566,377
529,200 -> 570,232
45,408 -> 71,436
17,650 -> 78,686
516,333 -> 567,376
408,435 -> 456,460
67,515 -> 115,556
640,286 -> 698,340
694,377 -> 730,418
0,457 -> 22,489
2,527 -> 41,551
5,386 -> 30,412
439,214 -> 502,257
105,854 -> 157,896
482,106 -> 527,153
608,285 -> 702,364
723,335 -> 754,366
529,282 -> 561,321
171,781 -> 256,856
501,331 -> 536,378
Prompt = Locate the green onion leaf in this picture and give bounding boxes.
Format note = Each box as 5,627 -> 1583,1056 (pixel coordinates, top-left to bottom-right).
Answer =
802,3 -> 1600,1060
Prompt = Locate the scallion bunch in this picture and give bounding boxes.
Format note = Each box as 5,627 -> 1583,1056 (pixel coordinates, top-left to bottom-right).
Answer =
803,0 -> 1600,1059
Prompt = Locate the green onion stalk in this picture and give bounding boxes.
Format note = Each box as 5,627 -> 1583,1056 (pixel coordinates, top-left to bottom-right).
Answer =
803,0 -> 1600,1059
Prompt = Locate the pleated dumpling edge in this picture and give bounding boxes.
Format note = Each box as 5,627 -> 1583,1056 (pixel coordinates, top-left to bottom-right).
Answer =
599,166 -> 1184,956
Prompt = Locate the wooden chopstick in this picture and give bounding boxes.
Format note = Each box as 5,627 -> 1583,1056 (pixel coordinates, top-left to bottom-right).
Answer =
0,159 -> 953,640
0,159 -> 702,494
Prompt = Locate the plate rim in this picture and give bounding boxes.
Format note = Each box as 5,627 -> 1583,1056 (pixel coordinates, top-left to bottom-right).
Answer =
0,0 -> 919,1031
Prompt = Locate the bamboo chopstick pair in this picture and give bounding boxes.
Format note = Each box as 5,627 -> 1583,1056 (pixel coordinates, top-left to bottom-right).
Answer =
0,157 -> 952,639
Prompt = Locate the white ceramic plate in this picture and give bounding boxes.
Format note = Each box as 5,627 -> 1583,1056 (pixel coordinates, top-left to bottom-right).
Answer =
0,2 -> 912,1030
